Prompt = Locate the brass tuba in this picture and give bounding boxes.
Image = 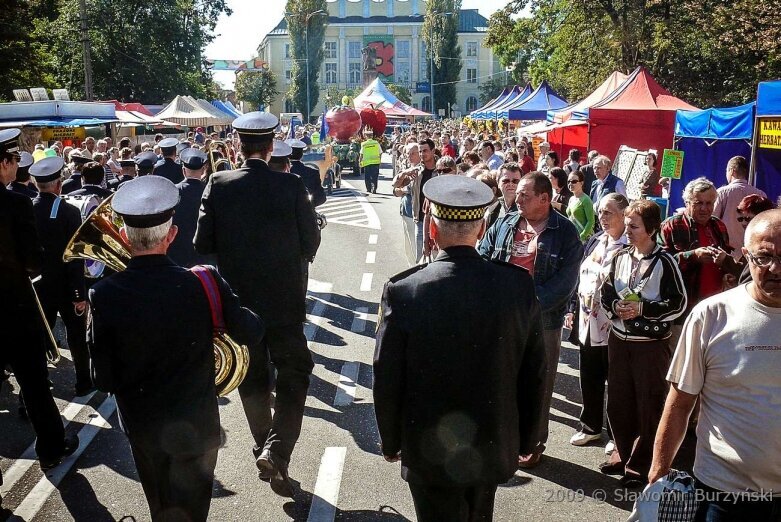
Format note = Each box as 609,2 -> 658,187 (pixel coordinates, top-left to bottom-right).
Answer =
208,141 -> 233,173
63,196 -> 250,397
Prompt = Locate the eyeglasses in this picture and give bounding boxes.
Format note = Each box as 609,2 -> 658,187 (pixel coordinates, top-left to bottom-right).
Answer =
567,179 -> 581,185
746,252 -> 781,268
736,215 -> 754,223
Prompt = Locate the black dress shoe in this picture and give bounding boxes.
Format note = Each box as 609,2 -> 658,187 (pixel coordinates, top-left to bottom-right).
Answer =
256,449 -> 294,497
599,461 -> 625,476
40,434 -> 79,470
620,475 -> 645,489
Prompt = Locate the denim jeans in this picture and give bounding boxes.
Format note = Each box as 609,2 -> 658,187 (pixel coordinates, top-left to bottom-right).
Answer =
694,479 -> 781,521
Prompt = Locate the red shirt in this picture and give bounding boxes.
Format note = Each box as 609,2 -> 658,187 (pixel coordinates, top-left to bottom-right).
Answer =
696,225 -> 723,300
442,143 -> 457,158
520,155 -> 535,174
509,226 -> 538,273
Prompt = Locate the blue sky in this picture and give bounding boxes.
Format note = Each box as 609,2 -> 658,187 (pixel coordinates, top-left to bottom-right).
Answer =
207,0 -> 512,88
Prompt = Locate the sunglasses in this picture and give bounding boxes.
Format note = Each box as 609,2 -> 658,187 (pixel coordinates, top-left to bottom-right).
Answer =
567,179 -> 581,185
736,215 -> 754,223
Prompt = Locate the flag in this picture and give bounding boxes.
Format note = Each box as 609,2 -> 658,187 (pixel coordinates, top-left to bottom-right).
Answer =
288,117 -> 298,139
319,109 -> 329,143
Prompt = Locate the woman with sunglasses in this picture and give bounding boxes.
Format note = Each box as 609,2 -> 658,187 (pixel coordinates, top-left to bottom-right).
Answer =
566,169 -> 595,242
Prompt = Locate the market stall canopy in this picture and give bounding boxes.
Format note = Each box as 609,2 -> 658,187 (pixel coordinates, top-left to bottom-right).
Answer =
0,100 -> 118,128
187,97 -> 235,125
224,100 -> 243,116
212,100 -> 242,118
675,103 -> 755,140
547,71 -> 628,123
107,100 -> 155,117
754,80 -> 781,204
155,95 -> 232,127
471,83 -> 533,120
507,80 -> 568,121
353,78 -> 431,117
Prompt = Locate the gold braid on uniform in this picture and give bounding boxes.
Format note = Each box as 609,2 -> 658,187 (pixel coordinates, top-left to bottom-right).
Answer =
430,202 -> 486,222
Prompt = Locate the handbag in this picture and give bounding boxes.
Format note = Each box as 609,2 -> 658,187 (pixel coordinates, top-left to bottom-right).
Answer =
621,254 -> 672,340
627,469 -> 699,522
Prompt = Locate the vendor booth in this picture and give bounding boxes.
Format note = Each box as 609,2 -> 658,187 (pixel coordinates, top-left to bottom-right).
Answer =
353,78 -> 430,118
753,80 -> 781,204
469,84 -> 533,120
506,80 -> 568,121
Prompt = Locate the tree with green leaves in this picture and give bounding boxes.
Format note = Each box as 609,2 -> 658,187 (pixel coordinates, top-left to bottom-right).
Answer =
422,0 -> 462,117
386,83 -> 412,105
234,69 -> 279,111
285,0 -> 328,122
478,77 -> 508,105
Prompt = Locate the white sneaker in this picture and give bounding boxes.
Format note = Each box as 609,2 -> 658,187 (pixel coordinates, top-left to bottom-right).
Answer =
570,431 -> 601,446
605,440 -> 616,455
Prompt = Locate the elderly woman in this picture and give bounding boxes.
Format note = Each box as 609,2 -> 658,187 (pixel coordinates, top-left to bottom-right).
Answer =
599,199 -> 687,488
565,194 -> 628,450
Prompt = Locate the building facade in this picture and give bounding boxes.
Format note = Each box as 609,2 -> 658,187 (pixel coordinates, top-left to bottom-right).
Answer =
257,0 -> 502,118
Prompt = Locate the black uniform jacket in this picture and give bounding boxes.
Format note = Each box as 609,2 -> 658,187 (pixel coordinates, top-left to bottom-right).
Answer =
61,173 -> 82,194
194,158 -> 321,327
153,157 -> 184,184
169,178 -> 214,268
0,189 -> 43,335
32,192 -> 85,302
9,181 -> 38,198
70,184 -> 112,200
88,256 -> 264,453
108,174 -> 134,191
373,246 -> 548,486
290,160 -> 326,207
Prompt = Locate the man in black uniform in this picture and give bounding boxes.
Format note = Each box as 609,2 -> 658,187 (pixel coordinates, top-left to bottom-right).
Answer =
135,151 -> 158,177
168,148 -> 213,268
0,130 -> 78,475
88,176 -> 263,521
69,161 -> 112,199
373,176 -> 548,522
61,152 -> 90,194
109,159 -> 136,190
8,151 -> 38,198
153,137 -> 184,184
286,139 -> 326,208
267,140 -> 292,172
29,157 -> 93,396
195,111 -> 321,498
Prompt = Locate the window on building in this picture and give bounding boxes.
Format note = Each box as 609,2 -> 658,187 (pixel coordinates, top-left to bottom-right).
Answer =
325,63 -> 337,84
397,40 -> 410,59
467,68 -> 477,83
285,69 -> 292,83
466,41 -> 478,57
420,42 -> 429,79
349,62 -> 362,85
324,41 -> 337,59
465,96 -> 478,112
285,99 -> 295,113
348,41 -> 361,59
395,61 -> 410,84
285,44 -> 291,59
421,96 -> 431,113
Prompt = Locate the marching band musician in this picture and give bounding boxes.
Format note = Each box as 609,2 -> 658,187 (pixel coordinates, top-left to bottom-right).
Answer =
286,139 -> 327,208
29,157 -> 93,397
109,158 -> 137,190
194,111 -> 321,498
153,137 -> 185,184
0,129 -> 78,476
61,152 -> 90,194
69,161 -> 112,200
135,151 -> 159,177
88,176 -> 263,521
168,148 -> 214,268
268,140 -> 293,172
8,151 -> 38,198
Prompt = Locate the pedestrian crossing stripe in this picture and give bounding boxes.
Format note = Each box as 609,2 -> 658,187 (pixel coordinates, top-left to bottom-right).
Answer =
318,181 -> 381,230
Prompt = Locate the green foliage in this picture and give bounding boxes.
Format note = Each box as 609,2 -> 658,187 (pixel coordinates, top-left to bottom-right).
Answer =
385,83 -> 412,105
422,0 -> 462,117
285,0 -> 329,121
485,0 -> 781,107
234,69 -> 279,111
478,77 -> 508,104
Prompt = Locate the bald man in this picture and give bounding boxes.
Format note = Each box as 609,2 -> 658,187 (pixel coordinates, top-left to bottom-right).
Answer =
649,209 -> 781,520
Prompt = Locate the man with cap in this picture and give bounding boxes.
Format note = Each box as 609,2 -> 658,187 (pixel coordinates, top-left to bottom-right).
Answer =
0,130 -> 79,478
374,175 -> 548,522
8,151 -> 38,198
153,137 -> 184,184
88,176 -> 263,521
195,111 -> 321,498
168,148 -> 214,268
359,128 -> 382,194
70,161 -> 112,200
268,140 -> 292,173
287,139 -> 326,208
61,152 -> 91,194
29,157 -> 93,396
136,151 -> 159,177
109,158 -> 137,190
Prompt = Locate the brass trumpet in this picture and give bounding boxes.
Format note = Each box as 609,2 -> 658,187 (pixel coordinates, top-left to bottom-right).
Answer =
29,277 -> 61,364
62,196 -> 250,397
208,141 -> 234,173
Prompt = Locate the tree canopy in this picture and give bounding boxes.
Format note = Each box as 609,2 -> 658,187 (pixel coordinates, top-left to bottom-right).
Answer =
234,69 -> 279,111
285,0 -> 329,121
422,0 -> 462,117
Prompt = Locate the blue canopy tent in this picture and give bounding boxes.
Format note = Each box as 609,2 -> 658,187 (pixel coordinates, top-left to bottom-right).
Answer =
212,100 -> 242,118
469,87 -> 509,120
470,84 -> 532,120
753,80 -> 781,205
671,102 -> 755,211
507,81 -> 568,121
489,83 -> 534,120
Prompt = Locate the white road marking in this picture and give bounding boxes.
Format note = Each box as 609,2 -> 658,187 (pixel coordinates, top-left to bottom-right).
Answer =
365,251 -> 376,264
10,396 -> 116,521
306,447 -> 347,522
0,391 -> 96,496
319,181 -> 381,230
305,280 -> 334,343
368,234 -> 378,244
350,307 -> 369,333
333,362 -> 360,407
360,273 -> 373,292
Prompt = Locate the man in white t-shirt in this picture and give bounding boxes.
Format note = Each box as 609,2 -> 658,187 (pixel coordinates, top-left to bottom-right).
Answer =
650,209 -> 781,520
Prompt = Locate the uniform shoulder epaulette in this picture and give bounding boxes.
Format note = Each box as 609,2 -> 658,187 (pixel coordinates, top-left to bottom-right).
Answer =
489,259 -> 530,275
388,263 -> 427,283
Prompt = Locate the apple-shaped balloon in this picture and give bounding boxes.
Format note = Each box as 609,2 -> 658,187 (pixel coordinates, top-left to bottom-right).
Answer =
360,106 -> 387,136
326,106 -> 362,143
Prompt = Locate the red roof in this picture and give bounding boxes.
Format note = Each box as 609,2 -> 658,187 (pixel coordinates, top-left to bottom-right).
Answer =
106,100 -> 155,116
591,67 -> 696,111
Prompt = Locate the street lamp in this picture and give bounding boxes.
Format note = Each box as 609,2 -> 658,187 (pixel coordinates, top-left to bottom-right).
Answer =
304,10 -> 328,123
424,11 -> 452,118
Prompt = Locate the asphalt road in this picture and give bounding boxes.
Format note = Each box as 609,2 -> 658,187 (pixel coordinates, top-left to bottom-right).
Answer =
1,156 -> 695,521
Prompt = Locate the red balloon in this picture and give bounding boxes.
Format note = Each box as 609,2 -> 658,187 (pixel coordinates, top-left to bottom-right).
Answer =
360,106 -> 387,136
325,106 -> 362,143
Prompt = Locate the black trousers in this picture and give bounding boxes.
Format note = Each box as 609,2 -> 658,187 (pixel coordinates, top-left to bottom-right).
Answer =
36,283 -> 92,389
0,324 -> 66,462
408,483 -> 498,522
237,324 -> 314,462
578,339 -> 612,438
606,332 -> 670,480
363,164 -> 380,192
130,441 -> 218,522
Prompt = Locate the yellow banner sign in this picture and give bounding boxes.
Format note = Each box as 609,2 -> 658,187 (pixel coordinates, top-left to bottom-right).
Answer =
41,127 -> 86,141
758,118 -> 781,150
